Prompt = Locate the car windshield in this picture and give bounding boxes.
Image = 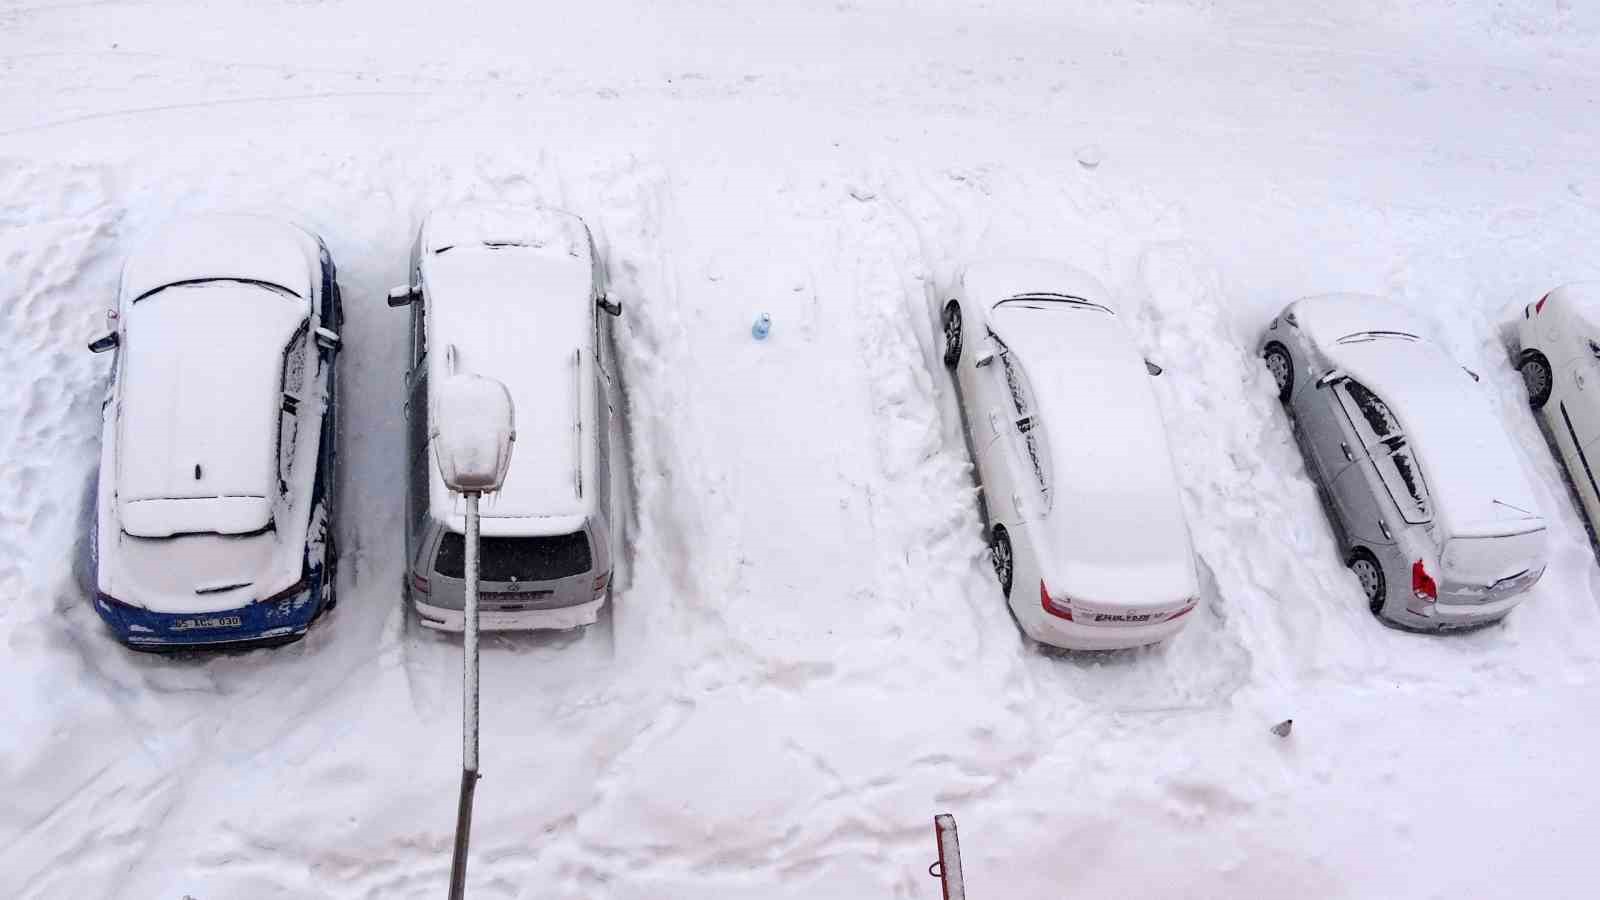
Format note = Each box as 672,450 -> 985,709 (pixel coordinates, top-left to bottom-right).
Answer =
1336,330 -> 1420,344
435,531 -> 593,582
996,293 -> 1112,315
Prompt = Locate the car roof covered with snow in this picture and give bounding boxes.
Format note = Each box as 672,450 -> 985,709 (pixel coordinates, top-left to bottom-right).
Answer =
1292,295 -> 1545,540
420,203 -> 599,535
120,214 -> 319,302
985,285 -> 1197,607
115,280 -> 308,538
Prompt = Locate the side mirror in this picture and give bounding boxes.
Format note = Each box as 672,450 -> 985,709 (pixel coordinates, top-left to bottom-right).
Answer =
88,332 -> 119,353
1145,360 -> 1163,376
315,326 -> 341,351
387,285 -> 418,308
974,349 -> 996,368
1316,370 -> 1344,388
597,296 -> 623,317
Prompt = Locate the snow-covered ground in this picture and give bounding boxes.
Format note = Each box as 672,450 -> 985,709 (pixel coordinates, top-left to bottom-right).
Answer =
6,1 -> 1600,896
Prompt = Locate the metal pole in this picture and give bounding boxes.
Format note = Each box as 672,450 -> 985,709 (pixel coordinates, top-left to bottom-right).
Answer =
932,814 -> 965,900
448,491 -> 481,900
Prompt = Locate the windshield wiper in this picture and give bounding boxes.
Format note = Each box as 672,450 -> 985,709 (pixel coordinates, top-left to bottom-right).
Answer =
132,277 -> 300,303
1337,330 -> 1420,344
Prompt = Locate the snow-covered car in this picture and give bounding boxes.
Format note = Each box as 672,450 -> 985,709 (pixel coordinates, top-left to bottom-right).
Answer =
1262,294 -> 1547,630
1514,283 -> 1600,536
85,215 -> 343,650
941,260 -> 1200,651
391,203 -> 622,632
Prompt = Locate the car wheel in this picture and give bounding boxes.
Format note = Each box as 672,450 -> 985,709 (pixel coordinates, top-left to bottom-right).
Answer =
942,300 -> 963,368
1349,549 -> 1386,616
1263,342 -> 1294,401
989,525 -> 1013,599
1520,350 -> 1553,410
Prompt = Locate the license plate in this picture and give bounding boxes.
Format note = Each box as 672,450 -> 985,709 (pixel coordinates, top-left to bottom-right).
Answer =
172,615 -> 243,631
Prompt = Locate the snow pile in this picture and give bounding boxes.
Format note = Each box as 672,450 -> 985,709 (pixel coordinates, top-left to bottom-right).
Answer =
5,1 -> 1600,898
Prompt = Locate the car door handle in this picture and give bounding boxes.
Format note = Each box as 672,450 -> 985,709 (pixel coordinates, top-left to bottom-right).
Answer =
1341,441 -> 1354,461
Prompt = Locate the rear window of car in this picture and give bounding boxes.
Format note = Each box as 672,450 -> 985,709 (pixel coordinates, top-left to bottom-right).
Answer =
434,531 -> 593,582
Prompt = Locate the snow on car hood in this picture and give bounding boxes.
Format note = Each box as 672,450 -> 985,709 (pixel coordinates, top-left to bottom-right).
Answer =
120,214 -> 315,301
423,203 -> 590,258
1332,339 -> 1546,544
990,304 -> 1198,607
116,281 -> 307,537
962,259 -> 1113,312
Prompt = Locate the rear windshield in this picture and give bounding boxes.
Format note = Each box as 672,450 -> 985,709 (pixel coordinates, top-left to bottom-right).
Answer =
435,531 -> 593,582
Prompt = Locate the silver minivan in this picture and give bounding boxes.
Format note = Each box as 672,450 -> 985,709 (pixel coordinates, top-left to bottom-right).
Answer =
390,203 -> 623,631
1261,294 -> 1547,630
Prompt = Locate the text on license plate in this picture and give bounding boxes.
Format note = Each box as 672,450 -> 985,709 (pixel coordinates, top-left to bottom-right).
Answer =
172,615 -> 243,631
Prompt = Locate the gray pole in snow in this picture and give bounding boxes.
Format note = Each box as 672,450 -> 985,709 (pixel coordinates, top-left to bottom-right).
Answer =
447,491 -> 482,900
931,814 -> 965,900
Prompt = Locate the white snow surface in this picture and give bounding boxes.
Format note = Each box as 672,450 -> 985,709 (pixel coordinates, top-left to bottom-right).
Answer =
8,2 -> 1600,898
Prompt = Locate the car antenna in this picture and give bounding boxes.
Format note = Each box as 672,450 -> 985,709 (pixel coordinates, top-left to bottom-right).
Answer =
1492,498 -> 1535,517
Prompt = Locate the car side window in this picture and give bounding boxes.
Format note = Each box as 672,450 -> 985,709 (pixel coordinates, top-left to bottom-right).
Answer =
411,278 -> 427,369
278,321 -> 309,496
1336,380 -> 1430,524
998,350 -> 1053,509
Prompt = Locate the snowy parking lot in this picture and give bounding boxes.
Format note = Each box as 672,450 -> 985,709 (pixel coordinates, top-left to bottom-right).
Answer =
5,1 -> 1600,897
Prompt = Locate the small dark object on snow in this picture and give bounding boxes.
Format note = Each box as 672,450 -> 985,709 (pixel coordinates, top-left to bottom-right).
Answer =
1271,719 -> 1293,738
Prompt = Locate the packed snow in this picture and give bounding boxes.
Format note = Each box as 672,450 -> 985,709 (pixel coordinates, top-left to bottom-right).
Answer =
6,1 -> 1600,897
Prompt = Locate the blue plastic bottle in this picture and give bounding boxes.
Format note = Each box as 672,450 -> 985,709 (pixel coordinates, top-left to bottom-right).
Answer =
752,312 -> 772,340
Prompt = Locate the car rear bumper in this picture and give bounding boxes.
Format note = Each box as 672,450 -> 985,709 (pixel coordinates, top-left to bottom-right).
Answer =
93,568 -> 328,649
413,596 -> 603,632
1399,590 -> 1526,629
1016,602 -> 1195,651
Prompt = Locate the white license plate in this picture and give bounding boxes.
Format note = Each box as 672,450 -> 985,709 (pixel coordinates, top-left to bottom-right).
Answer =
172,615 -> 243,631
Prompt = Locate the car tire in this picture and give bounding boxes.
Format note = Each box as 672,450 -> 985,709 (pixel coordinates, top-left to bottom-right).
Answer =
942,300 -> 963,368
1519,349 -> 1553,410
1263,342 -> 1294,402
989,525 -> 1013,599
1349,549 -> 1386,617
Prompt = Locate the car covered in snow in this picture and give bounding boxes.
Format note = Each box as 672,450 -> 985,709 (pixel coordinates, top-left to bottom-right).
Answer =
941,260 -> 1200,650
1514,283 -> 1600,536
390,203 -> 622,632
1262,294 -> 1547,630
85,214 -> 343,649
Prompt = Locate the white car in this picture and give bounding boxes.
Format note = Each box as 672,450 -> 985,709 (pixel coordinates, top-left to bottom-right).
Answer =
1515,282 -> 1600,536
390,203 -> 623,632
941,260 -> 1200,650
1264,294 -> 1547,629
85,214 -> 343,649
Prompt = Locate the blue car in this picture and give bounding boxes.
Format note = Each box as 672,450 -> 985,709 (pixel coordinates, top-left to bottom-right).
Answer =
85,215 -> 342,650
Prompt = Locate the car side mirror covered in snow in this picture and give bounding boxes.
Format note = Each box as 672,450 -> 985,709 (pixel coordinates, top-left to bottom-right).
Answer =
1316,370 -> 1344,388
1145,360 -> 1163,376
87,332 -> 119,353
975,349 -> 996,368
315,327 -> 341,351
597,295 -> 623,317
387,285 -> 418,308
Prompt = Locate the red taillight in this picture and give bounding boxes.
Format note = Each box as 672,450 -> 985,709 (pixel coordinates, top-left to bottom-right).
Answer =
1535,292 -> 1551,315
1412,559 -> 1437,603
1167,599 -> 1199,621
412,573 -> 431,594
592,571 -> 611,595
1040,582 -> 1073,620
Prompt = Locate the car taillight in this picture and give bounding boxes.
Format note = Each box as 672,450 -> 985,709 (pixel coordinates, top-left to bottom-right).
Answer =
1535,292 -> 1551,315
1412,559 -> 1437,603
1166,598 -> 1199,620
1040,582 -> 1073,620
593,571 -> 611,595
412,573 -> 431,594
262,576 -> 310,604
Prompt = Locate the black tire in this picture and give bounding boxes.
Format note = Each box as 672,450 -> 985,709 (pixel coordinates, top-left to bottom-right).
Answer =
1263,342 -> 1294,402
1520,350 -> 1552,410
1349,549 -> 1386,617
942,300 -> 963,368
989,525 -> 1013,599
